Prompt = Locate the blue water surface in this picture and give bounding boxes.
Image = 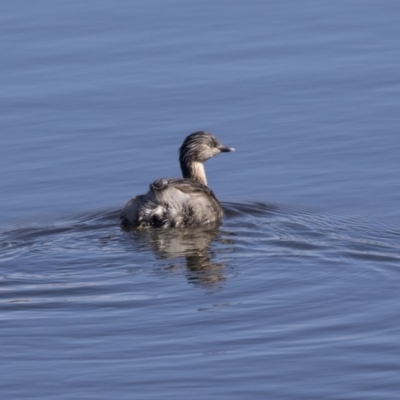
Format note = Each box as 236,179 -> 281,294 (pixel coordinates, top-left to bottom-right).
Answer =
1,1 -> 400,399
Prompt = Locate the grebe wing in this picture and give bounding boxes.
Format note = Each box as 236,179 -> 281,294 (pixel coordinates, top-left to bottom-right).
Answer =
150,178 -> 218,199
150,178 -> 223,225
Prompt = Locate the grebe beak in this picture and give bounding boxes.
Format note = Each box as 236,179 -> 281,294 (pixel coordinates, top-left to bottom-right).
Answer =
219,146 -> 235,152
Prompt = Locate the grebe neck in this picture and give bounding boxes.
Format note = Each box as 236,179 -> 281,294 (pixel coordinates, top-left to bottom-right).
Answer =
180,160 -> 207,186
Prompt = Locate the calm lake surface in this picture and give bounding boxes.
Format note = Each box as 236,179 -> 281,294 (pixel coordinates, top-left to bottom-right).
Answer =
1,1 -> 400,399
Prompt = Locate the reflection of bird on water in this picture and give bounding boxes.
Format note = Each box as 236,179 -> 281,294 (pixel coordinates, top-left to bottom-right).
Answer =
120,131 -> 234,229
130,227 -> 234,287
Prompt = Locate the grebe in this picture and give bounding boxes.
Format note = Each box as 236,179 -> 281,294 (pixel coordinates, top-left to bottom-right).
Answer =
120,131 -> 234,228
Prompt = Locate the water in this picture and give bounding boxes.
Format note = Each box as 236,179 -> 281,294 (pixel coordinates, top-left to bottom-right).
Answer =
1,1 -> 400,399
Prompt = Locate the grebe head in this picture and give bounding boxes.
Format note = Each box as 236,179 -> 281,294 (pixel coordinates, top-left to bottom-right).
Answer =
179,131 -> 234,186
179,131 -> 234,164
